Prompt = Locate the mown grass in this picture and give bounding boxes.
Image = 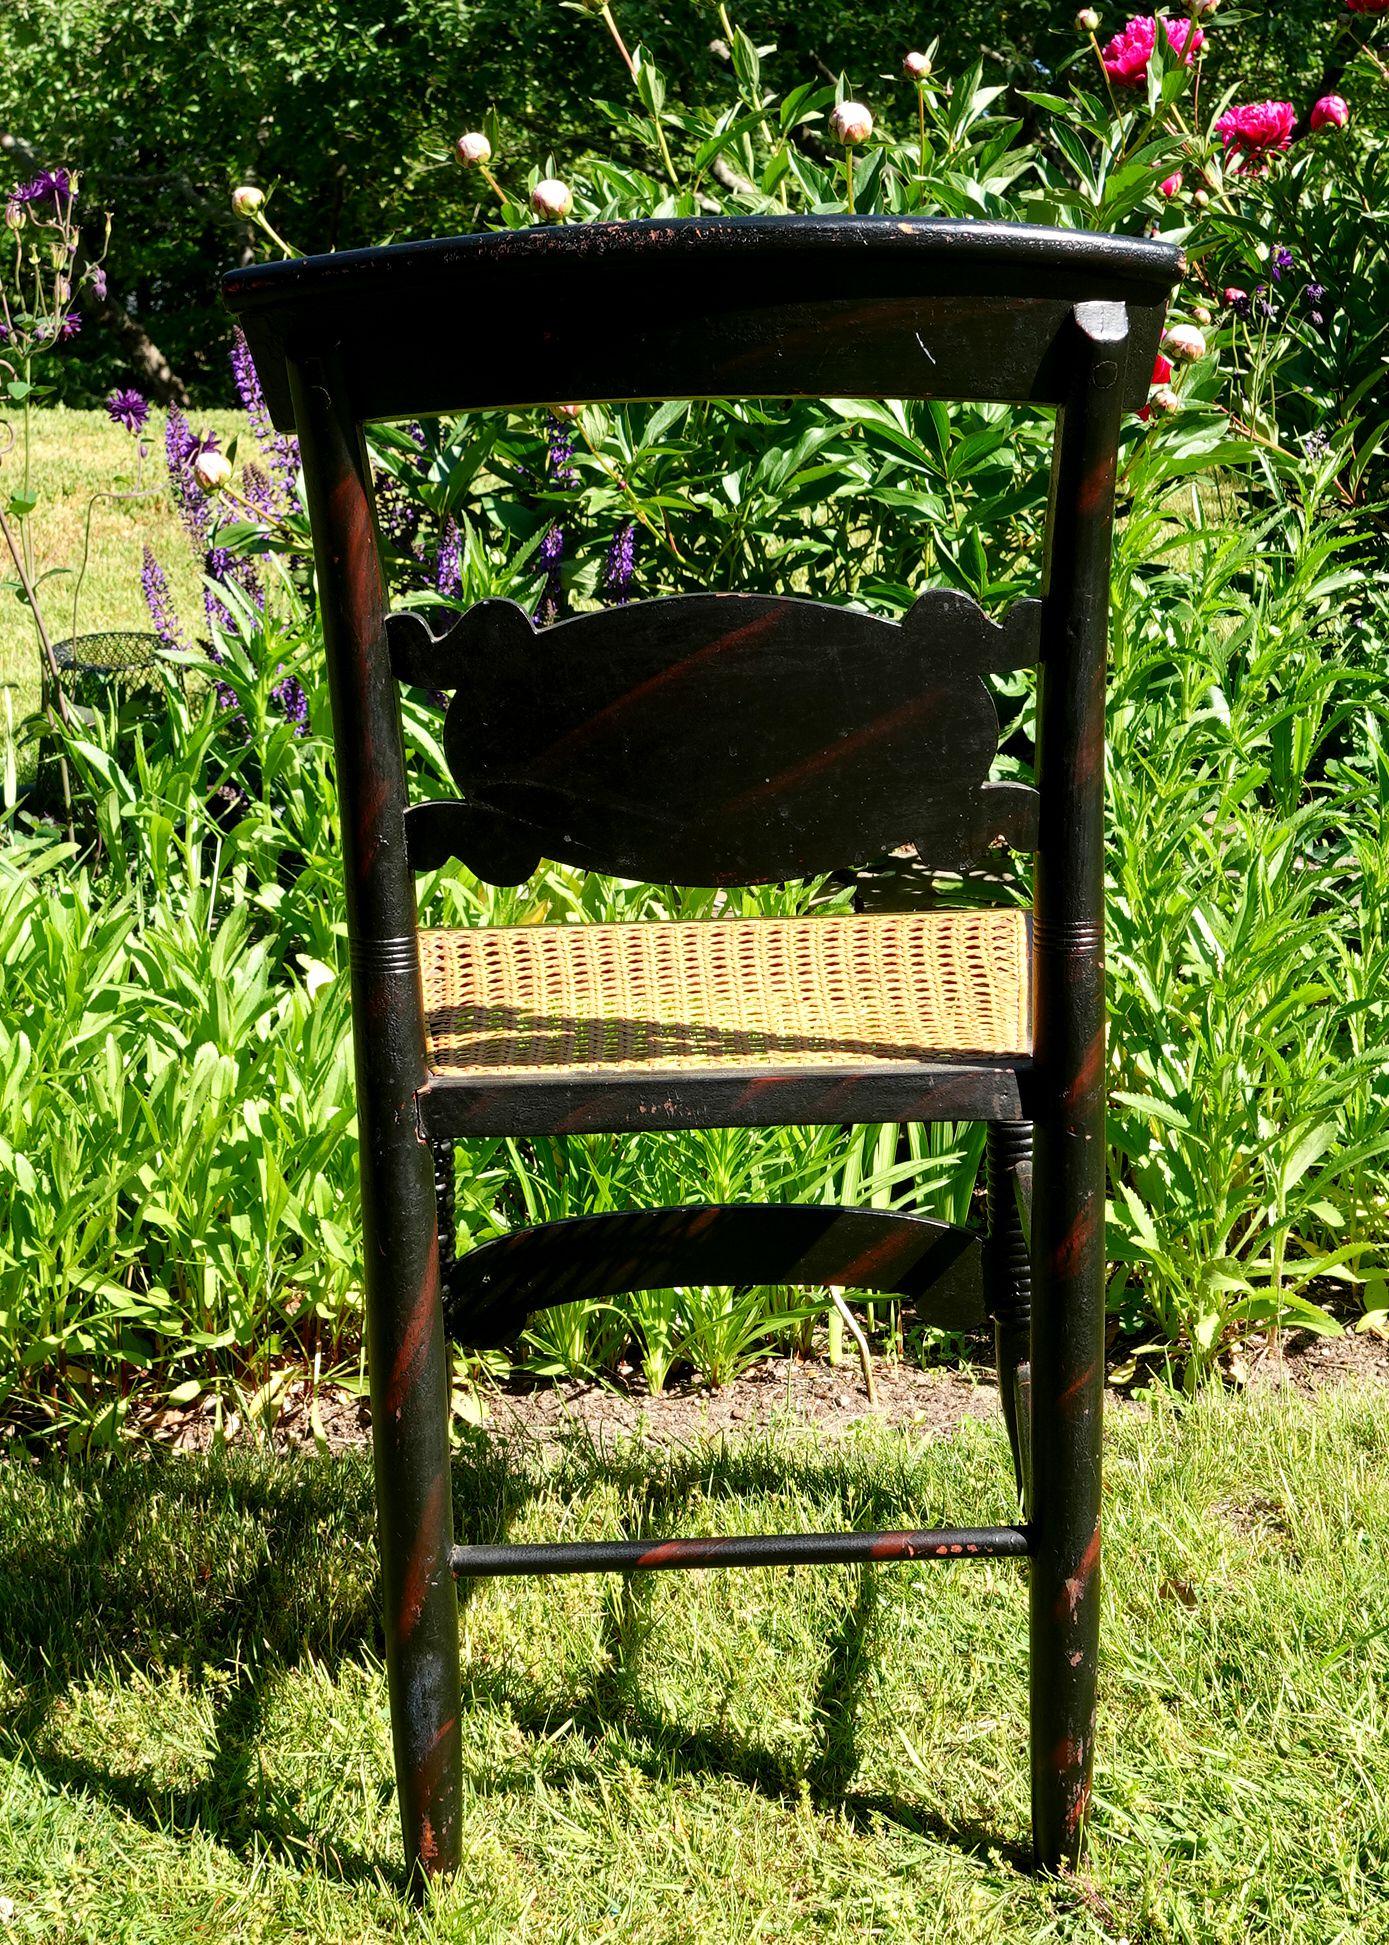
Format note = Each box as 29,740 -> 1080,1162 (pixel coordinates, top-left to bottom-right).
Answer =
1,1386 -> 1386,1942
0,408 -> 244,724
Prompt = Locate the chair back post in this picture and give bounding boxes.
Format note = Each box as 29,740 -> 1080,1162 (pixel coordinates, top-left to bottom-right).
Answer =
1028,298 -> 1128,1867
288,346 -> 462,1889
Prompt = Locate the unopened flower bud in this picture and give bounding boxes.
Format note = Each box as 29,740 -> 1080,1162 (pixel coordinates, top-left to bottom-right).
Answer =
531,177 -> 573,220
551,402 -> 582,418
1076,8 -> 1101,32
193,449 -> 233,492
231,185 -> 264,218
1223,286 -> 1246,306
1196,0 -> 1219,15
903,51 -> 932,80
1192,303 -> 1212,326
1164,322 -> 1207,362
830,101 -> 874,145
3,200 -> 23,232
1150,386 -> 1181,415
1159,171 -> 1183,197
581,0 -> 607,12
455,131 -> 492,167
1310,95 -> 1349,132
1192,187 -> 1210,208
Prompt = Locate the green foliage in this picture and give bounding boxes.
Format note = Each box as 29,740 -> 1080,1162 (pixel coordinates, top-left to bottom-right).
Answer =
1,0 -> 1378,401
3,9 -> 1389,1433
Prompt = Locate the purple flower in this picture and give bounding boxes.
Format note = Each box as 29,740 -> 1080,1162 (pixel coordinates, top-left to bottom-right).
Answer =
271,669 -> 309,732
1303,282 -> 1331,332
534,523 -> 566,625
544,412 -> 578,487
1271,246 -> 1295,282
1302,428 -> 1332,462
230,327 -> 300,507
435,518 -> 463,599
602,521 -> 637,605
141,547 -> 190,654
88,264 -> 107,302
12,168 -> 73,208
106,388 -> 149,435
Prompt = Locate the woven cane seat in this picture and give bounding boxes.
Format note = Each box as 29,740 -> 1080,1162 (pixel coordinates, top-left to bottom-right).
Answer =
419,909 -> 1030,1077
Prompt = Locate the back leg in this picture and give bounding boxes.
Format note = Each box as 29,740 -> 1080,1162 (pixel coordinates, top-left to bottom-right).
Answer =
985,1121 -> 1033,1515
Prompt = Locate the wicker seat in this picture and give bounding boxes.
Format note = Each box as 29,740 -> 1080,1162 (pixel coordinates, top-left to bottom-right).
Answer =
420,909 -> 1030,1077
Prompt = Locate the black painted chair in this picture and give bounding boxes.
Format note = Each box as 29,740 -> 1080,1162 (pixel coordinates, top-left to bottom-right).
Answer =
225,216 -> 1180,1886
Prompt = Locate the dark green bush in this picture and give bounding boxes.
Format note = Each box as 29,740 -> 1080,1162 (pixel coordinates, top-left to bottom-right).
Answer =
0,0 -> 1372,401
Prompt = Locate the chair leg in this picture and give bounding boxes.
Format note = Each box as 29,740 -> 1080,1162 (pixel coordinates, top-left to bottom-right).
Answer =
984,1122 -> 1033,1516
364,1116 -> 464,1891
1027,1111 -> 1105,1872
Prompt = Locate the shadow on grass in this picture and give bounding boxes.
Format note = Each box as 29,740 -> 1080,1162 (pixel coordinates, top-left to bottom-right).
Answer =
0,1425 -> 1025,1887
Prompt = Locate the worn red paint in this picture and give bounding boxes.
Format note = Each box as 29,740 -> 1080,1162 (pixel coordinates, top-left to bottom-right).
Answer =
1058,1521 -> 1101,1622
384,1266 -> 442,1420
395,1472 -> 448,1639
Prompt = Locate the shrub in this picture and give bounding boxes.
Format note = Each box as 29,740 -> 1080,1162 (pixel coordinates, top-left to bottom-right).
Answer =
3,3 -> 1389,1436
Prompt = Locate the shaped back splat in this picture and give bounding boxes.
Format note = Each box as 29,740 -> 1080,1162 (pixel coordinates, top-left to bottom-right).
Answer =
391,589 -> 1039,886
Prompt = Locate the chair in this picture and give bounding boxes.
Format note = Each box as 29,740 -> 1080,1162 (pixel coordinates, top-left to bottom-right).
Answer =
225,215 -> 1181,1886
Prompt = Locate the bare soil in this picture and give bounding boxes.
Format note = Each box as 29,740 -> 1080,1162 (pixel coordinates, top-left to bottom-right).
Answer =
130,1310 -> 1389,1457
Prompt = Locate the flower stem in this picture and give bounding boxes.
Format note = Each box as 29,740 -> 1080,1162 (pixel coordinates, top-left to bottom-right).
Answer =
845,148 -> 855,213
251,209 -> 301,261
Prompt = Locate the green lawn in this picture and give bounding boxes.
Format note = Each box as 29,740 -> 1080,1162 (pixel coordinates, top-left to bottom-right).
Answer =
1,1387 -> 1386,1942
0,408 -> 244,725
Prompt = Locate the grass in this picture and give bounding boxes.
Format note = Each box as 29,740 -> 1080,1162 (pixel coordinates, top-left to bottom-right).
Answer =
0,407 -> 244,725
1,1387 -> 1386,1941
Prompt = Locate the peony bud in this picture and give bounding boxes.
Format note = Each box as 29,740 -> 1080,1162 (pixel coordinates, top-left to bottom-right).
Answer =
1192,187 -> 1210,208
531,177 -> 573,220
830,101 -> 874,145
1164,322 -> 1208,362
903,50 -> 932,80
1192,303 -> 1213,326
1150,386 -> 1181,416
551,402 -> 583,418
1075,8 -> 1101,31
231,185 -> 264,218
192,449 -> 233,492
455,131 -> 492,167
1223,286 -> 1247,306
1159,171 -> 1183,197
1310,95 -> 1349,132
1196,0 -> 1219,14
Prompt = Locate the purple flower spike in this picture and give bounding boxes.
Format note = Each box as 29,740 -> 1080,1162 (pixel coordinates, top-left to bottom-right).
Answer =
435,517 -> 463,599
230,327 -> 300,508
141,547 -> 190,654
271,669 -> 309,733
1271,246 -> 1294,282
106,388 -> 149,435
544,412 -> 579,487
534,522 -> 566,625
602,520 -> 637,605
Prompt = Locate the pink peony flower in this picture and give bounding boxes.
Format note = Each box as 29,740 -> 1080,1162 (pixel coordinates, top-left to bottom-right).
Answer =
1159,170 -> 1183,196
830,101 -> 874,145
1310,95 -> 1349,132
1100,15 -> 1204,88
1215,100 -> 1295,170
